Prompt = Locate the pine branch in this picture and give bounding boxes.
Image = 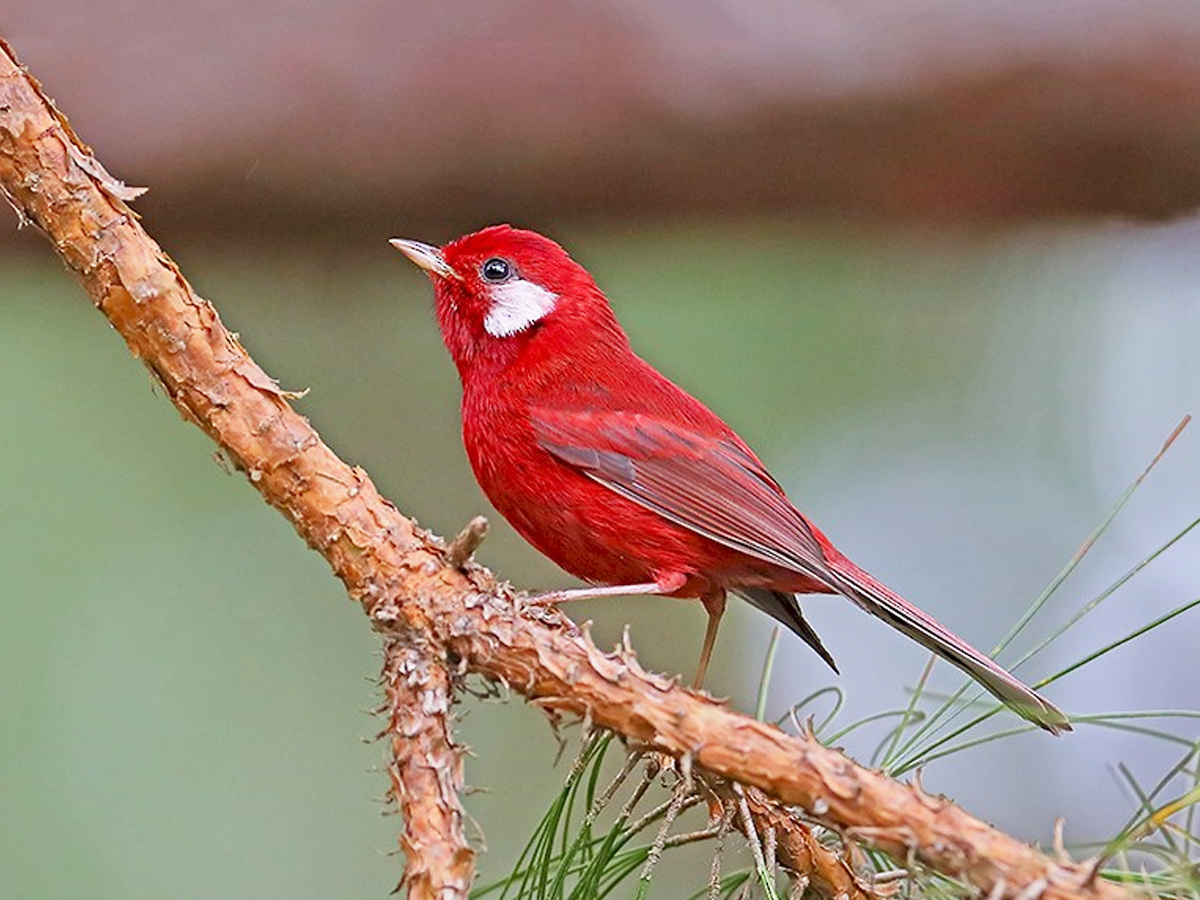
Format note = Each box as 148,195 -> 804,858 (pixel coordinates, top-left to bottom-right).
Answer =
0,35 -> 1131,900
380,637 -> 475,896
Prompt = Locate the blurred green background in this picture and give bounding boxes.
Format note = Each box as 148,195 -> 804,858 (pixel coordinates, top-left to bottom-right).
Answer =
4,220 -> 1198,897
5,3 -> 1200,897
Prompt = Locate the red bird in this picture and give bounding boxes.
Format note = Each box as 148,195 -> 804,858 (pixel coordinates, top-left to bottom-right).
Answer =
391,225 -> 1070,734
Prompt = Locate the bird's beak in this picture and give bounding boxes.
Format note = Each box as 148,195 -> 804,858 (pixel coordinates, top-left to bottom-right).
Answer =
389,238 -> 463,281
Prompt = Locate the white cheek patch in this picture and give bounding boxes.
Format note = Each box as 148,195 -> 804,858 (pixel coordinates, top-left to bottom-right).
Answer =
484,279 -> 558,337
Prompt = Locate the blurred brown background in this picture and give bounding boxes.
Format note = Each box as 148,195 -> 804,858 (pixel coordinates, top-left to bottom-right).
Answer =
8,0 -> 1200,241
3,4 -> 1200,899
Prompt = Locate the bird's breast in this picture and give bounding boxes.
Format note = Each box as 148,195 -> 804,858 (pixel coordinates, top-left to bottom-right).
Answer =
458,390 -> 792,597
461,396 -> 654,584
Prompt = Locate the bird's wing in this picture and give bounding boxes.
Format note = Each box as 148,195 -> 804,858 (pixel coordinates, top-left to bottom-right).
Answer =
531,407 -> 835,588
533,407 -> 1072,734
736,587 -> 839,673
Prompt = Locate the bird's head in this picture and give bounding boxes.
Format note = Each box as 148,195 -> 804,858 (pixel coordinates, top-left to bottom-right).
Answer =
391,225 -> 627,379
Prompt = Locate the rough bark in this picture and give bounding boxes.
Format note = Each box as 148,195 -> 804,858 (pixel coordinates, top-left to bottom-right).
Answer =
380,637 -> 474,897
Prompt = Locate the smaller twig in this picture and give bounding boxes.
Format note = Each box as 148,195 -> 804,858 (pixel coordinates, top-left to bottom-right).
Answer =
627,791 -> 704,838
444,515 -> 489,570
639,780 -> 692,886
734,783 -> 776,898
709,806 -> 733,900
661,821 -> 728,849
582,748 -> 644,831
614,764 -> 657,828
764,821 -> 778,884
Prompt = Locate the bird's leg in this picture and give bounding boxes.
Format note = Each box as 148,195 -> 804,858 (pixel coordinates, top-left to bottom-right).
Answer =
692,592 -> 727,688
524,572 -> 688,607
525,582 -> 665,605
523,574 -> 728,689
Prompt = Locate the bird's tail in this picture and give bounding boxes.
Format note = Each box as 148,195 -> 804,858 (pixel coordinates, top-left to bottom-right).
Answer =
737,587 -> 840,674
824,560 -> 1071,735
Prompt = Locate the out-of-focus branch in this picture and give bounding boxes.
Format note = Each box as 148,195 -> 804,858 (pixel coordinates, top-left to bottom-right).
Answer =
0,35 -> 1129,900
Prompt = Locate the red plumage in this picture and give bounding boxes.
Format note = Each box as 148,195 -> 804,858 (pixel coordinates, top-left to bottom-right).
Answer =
392,224 -> 1070,734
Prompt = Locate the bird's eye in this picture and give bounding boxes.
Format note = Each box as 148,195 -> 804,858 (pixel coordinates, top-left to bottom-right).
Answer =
481,257 -> 513,283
